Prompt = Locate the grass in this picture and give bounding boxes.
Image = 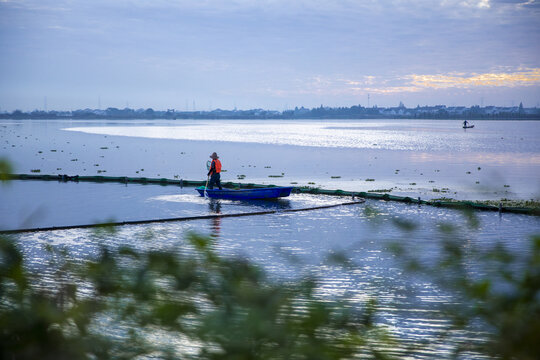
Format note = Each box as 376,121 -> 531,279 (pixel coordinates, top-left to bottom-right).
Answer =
365,178 -> 375,182
368,189 -> 392,193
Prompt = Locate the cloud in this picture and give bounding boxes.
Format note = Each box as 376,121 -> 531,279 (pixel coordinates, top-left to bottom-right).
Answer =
268,68 -> 540,97
408,68 -> 540,89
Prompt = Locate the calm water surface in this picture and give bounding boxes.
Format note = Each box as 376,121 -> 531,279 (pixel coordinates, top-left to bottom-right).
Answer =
2,119 -> 539,200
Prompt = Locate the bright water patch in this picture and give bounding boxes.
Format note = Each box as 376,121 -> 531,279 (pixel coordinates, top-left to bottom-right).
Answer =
65,119 -> 540,153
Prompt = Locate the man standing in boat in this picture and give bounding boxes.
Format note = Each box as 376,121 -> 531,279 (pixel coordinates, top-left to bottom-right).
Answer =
207,152 -> 222,190
463,120 -> 469,128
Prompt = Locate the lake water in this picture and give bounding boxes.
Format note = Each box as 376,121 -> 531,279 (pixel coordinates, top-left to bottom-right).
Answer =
2,119 -> 539,200
1,118 -> 540,358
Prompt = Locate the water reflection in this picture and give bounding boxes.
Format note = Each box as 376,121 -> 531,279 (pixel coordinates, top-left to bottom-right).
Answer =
410,151 -> 540,165
64,119 -> 540,153
208,199 -> 222,238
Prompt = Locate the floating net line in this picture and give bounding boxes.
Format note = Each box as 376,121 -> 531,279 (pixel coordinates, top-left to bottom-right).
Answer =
0,199 -> 363,234
5,174 -> 540,217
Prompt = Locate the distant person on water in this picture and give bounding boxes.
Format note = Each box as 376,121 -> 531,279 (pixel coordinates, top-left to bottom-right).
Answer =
207,152 -> 222,190
463,120 -> 469,127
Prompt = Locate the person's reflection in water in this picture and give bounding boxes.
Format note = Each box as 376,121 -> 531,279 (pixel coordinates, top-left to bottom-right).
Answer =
209,199 -> 222,238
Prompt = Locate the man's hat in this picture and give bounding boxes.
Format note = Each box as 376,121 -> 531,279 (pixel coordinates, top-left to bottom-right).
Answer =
210,152 -> 219,159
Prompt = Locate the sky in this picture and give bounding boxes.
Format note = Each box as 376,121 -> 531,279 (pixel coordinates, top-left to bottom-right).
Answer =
0,0 -> 539,111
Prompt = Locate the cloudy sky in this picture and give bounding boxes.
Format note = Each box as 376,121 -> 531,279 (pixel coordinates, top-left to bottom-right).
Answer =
1,0 -> 539,111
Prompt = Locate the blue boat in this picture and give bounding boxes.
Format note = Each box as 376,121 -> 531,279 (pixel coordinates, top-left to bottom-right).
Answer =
196,186 -> 293,200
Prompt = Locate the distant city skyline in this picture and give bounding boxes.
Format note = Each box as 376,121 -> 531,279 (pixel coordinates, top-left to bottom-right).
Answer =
1,0 -> 539,111
3,102 -> 539,122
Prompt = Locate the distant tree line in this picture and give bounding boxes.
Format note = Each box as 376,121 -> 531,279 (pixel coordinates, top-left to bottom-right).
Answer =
1,103 -> 539,120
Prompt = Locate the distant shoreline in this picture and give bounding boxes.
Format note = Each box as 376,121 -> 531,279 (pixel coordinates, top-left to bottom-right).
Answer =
2,116 -> 539,121
1,104 -> 539,121
2,115 -> 540,121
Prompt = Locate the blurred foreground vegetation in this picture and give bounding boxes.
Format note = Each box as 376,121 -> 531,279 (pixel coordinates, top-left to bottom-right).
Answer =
1,228 -> 539,359
0,232 -> 393,359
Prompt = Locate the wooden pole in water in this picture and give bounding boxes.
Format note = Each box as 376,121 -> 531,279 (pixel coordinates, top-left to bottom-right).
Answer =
204,176 -> 209,198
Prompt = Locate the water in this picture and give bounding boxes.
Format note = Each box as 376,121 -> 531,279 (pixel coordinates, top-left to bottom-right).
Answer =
1,118 -> 540,358
2,119 -> 540,200
0,179 -> 344,231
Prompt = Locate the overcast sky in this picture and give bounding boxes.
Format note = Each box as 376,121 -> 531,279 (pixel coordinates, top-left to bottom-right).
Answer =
1,0 -> 539,111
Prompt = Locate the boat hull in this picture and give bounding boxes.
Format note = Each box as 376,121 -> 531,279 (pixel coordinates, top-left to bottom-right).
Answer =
196,186 -> 293,200
463,125 -> 475,129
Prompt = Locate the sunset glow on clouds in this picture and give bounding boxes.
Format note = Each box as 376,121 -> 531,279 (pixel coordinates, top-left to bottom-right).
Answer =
408,68 -> 540,89
289,68 -> 540,97
368,68 -> 540,94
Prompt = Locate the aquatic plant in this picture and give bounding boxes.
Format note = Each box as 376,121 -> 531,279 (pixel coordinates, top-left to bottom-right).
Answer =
0,158 -> 13,183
